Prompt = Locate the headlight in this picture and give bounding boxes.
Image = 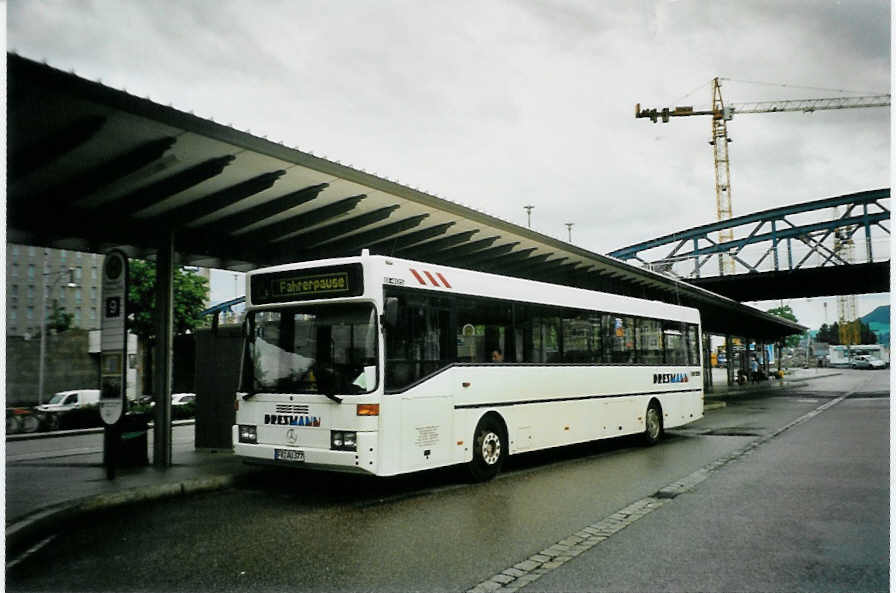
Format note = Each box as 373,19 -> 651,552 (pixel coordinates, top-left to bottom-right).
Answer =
331,430 -> 357,451
238,425 -> 257,444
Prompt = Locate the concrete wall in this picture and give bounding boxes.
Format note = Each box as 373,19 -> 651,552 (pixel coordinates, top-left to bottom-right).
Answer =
6,329 -> 98,405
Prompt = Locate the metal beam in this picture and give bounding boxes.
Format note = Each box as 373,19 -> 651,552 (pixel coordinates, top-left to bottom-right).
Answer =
452,242 -> 521,267
654,211 -> 890,261
477,248 -> 539,272
117,155 -> 236,216
609,188 -> 890,259
501,252 -> 553,274
271,205 -> 401,259
191,183 -> 328,234
10,137 -> 178,219
366,222 -> 456,254
518,257 -> 569,279
400,230 -> 480,257
10,115 -> 107,181
426,236 -> 501,263
239,195 -> 366,243
314,214 -> 430,253
151,170 -> 287,227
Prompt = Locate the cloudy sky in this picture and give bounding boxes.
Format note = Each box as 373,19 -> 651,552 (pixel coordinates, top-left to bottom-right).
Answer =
7,0 -> 891,330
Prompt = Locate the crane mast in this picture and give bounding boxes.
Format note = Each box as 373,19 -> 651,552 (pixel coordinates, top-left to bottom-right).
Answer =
710,78 -> 735,274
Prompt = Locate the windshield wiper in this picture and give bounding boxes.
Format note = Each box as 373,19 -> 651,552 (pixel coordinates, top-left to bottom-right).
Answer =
321,391 -> 343,404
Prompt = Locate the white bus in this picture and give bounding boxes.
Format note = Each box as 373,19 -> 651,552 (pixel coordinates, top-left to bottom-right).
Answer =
234,251 -> 703,480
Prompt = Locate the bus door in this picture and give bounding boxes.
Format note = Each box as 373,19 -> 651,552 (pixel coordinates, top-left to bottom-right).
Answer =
384,290 -> 456,471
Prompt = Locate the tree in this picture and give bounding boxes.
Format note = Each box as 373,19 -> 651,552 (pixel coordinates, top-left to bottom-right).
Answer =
46,301 -> 74,333
859,320 -> 878,344
766,305 -> 801,348
817,322 -> 839,344
816,320 -> 877,345
127,260 -> 210,393
127,260 -> 209,339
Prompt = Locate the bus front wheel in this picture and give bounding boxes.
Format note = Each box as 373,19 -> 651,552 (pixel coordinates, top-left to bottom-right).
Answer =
468,416 -> 506,482
643,401 -> 663,446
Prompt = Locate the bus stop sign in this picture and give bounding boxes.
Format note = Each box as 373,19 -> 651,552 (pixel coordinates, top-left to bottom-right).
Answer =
99,250 -> 128,425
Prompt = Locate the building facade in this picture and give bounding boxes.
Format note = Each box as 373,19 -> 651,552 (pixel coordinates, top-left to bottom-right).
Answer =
7,244 -> 104,337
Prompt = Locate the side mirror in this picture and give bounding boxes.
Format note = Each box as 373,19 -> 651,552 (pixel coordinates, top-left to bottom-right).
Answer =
383,297 -> 399,328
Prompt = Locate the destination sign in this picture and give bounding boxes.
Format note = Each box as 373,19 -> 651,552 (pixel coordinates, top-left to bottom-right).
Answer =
251,264 -> 363,304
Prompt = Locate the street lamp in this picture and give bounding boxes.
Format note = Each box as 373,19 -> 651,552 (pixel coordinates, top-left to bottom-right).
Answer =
565,222 -> 574,242
38,265 -> 78,405
524,205 -> 534,228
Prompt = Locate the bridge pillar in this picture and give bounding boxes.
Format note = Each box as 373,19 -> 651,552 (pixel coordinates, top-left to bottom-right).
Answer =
703,332 -> 713,393
725,335 -> 734,386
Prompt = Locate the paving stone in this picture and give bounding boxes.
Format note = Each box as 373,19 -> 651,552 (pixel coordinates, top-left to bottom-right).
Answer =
491,573 -> 515,584
514,560 -> 540,572
503,567 -> 525,578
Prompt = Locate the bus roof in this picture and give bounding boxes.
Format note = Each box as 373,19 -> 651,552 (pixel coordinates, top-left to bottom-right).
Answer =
247,252 -> 701,324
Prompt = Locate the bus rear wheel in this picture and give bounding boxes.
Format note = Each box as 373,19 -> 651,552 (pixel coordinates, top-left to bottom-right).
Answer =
643,401 -> 663,446
468,416 -> 506,482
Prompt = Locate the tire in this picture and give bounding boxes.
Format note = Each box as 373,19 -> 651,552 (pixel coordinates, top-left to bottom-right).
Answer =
643,401 -> 663,446
44,413 -> 60,432
468,416 -> 507,482
20,414 -> 40,433
6,415 -> 22,435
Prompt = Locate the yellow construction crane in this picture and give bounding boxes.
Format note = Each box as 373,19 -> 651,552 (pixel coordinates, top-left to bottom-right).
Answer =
635,77 -> 890,274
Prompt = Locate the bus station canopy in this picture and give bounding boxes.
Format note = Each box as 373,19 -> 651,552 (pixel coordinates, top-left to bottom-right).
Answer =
7,53 -> 803,341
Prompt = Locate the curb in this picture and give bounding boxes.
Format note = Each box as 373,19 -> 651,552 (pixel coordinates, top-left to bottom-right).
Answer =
7,419 -> 196,442
5,469 -> 255,557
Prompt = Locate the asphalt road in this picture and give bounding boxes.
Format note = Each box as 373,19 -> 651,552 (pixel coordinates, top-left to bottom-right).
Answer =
6,370 -> 889,592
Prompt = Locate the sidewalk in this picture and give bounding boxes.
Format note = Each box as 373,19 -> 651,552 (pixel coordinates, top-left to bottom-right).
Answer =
704,367 -> 841,405
5,369 -> 838,556
5,425 -> 264,555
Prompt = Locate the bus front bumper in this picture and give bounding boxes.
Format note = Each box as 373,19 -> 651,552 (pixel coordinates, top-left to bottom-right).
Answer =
232,427 -> 378,474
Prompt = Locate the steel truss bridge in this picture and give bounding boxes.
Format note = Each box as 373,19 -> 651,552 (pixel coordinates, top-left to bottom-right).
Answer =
608,189 -> 890,301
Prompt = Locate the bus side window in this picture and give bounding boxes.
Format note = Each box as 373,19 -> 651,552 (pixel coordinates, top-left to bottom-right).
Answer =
663,322 -> 687,365
686,324 -> 700,365
456,297 -> 510,363
384,291 -> 454,390
637,318 -> 664,365
608,315 -> 635,364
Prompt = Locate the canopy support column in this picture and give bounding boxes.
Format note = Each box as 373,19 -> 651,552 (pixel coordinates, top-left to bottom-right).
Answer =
153,233 -> 174,468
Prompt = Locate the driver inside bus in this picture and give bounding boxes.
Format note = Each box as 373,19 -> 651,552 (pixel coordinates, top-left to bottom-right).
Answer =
490,348 -> 504,363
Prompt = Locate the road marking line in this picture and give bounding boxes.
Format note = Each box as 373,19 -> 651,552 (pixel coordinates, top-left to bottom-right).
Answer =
6,534 -> 57,570
464,393 -> 851,593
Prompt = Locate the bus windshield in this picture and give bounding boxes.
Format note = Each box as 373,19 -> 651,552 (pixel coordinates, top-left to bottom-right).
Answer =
245,303 -> 378,396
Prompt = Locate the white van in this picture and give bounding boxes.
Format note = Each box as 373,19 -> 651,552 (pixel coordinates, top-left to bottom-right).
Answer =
35,389 -> 101,431
36,389 -> 101,413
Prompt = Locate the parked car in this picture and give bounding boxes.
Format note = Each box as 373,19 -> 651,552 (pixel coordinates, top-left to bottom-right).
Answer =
35,389 -> 101,431
171,393 -> 195,406
851,355 -> 887,370
132,393 -> 196,419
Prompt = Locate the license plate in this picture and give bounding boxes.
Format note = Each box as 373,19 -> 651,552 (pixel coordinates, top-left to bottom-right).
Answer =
274,448 -> 305,462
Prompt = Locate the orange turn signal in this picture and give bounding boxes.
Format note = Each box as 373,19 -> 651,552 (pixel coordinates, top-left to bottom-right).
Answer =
356,404 -> 380,416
